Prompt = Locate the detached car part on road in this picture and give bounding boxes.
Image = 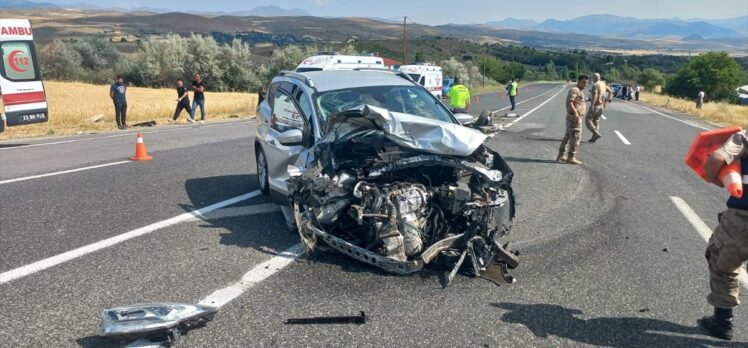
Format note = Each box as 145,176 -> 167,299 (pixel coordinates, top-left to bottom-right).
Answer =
255,70 -> 518,284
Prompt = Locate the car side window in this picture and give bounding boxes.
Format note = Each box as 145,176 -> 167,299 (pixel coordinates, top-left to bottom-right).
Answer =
267,83 -> 278,109
295,90 -> 314,123
272,91 -> 304,133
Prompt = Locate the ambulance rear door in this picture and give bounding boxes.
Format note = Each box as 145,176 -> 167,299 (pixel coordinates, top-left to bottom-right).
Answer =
0,18 -> 48,130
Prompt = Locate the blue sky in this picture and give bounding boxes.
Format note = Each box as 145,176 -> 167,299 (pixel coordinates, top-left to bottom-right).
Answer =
47,0 -> 748,24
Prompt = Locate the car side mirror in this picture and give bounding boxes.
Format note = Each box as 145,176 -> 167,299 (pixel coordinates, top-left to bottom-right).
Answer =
454,113 -> 475,125
277,128 -> 303,146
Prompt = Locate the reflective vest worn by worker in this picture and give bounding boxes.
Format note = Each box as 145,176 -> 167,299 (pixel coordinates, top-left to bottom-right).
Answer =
509,81 -> 518,97
448,84 -> 471,109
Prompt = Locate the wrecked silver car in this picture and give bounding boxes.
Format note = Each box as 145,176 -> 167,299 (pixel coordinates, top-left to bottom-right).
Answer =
287,104 -> 518,284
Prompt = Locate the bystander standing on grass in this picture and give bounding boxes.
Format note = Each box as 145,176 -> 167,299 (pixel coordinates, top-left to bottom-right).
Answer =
109,75 -> 128,130
191,73 -> 207,124
172,79 -> 194,124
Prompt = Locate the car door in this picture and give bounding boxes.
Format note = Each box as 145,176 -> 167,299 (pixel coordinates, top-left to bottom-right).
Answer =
263,82 -> 312,202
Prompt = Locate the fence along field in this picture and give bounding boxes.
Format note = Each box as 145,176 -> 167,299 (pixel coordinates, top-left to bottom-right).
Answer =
0,81 -> 258,140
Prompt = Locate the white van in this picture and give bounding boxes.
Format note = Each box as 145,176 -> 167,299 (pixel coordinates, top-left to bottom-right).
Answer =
295,55 -> 385,72
399,64 -> 443,98
0,19 -> 48,133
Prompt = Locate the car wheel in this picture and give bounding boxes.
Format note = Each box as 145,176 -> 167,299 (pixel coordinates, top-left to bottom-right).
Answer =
256,148 -> 269,195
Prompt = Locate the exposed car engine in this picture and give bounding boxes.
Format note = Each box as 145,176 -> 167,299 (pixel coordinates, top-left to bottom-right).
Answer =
287,105 -> 518,286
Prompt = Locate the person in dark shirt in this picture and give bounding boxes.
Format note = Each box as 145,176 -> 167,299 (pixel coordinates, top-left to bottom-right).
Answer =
109,75 -> 128,129
172,79 -> 193,124
257,85 -> 267,109
190,73 -> 206,124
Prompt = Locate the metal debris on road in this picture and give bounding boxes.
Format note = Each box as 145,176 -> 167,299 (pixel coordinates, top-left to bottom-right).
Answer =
132,121 -> 157,127
100,303 -> 217,343
285,311 -> 367,325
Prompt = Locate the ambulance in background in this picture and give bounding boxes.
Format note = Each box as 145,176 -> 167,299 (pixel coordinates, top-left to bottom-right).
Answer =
0,19 -> 48,133
295,54 -> 385,72
399,64 -> 443,98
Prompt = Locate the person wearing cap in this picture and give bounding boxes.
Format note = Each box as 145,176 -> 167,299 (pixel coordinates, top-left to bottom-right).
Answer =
447,77 -> 471,114
700,128 -> 748,341
586,73 -> 606,143
557,75 -> 588,165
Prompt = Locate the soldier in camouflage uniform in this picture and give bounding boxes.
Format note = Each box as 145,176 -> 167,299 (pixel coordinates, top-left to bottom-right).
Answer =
700,129 -> 748,340
557,75 -> 589,165
586,73 -> 609,143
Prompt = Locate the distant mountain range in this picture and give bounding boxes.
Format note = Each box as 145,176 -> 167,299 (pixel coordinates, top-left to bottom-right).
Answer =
0,0 -> 57,9
487,15 -> 748,39
0,1 -> 310,17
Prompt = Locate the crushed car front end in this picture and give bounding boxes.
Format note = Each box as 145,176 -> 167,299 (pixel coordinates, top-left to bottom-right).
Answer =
287,105 -> 518,285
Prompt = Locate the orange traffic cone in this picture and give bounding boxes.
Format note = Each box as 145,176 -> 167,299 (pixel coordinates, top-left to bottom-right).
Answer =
130,133 -> 153,161
719,160 -> 743,198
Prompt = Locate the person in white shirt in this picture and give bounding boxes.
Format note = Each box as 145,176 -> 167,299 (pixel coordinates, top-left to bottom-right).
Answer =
635,84 -> 641,101
697,90 -> 706,110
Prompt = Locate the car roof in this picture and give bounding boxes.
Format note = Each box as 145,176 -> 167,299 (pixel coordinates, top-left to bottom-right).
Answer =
291,70 -> 415,92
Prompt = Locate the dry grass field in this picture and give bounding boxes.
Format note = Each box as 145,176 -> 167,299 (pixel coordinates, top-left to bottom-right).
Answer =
638,92 -> 748,128
0,81 -> 258,139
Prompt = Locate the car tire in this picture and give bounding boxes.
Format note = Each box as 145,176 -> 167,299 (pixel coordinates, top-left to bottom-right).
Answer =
256,148 -> 269,195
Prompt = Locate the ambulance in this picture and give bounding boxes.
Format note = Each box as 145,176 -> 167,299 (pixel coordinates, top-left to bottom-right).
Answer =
399,64 -> 443,98
0,19 -> 48,133
295,54 -> 385,72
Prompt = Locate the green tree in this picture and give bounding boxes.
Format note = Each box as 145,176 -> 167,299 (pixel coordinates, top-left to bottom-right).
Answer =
440,57 -> 470,84
184,34 -> 225,91
561,65 -> 570,81
637,68 -> 666,91
267,45 -> 318,80
543,60 -> 558,81
607,67 -> 621,82
414,51 -> 427,63
666,52 -> 743,102
219,39 -> 264,91
39,40 -> 86,81
504,62 -> 527,82
621,64 -> 640,82
475,55 -> 503,81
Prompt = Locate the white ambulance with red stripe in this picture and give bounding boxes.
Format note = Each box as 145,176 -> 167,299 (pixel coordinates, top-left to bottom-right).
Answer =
0,19 -> 48,133
399,64 -> 443,98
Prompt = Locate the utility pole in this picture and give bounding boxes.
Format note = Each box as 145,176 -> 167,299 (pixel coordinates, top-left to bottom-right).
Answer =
403,16 -> 407,65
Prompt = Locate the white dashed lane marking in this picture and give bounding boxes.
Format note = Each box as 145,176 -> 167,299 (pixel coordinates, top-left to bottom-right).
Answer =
614,130 -> 631,145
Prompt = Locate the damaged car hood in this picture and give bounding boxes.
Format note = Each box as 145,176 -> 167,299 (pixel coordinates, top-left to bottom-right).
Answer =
323,105 -> 488,157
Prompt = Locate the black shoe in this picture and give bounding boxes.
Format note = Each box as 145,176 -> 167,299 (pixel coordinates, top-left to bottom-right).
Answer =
699,308 -> 734,340
588,135 -> 601,143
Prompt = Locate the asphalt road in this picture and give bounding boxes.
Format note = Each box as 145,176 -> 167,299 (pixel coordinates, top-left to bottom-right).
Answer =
1,82 -> 746,347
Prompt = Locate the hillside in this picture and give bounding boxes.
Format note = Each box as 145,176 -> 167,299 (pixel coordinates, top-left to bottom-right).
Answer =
488,15 -> 748,39
4,9 -> 745,55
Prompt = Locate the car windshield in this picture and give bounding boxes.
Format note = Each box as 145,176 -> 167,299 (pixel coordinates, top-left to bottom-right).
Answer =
316,85 -> 454,129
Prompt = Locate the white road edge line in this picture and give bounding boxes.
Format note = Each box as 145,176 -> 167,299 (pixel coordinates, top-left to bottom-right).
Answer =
491,84 -> 564,114
503,85 -> 568,129
0,190 -> 262,285
670,196 -> 748,289
614,130 -> 632,145
0,160 -> 131,185
601,114 -> 607,120
626,101 -> 710,131
199,243 -> 304,308
0,119 -> 255,151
